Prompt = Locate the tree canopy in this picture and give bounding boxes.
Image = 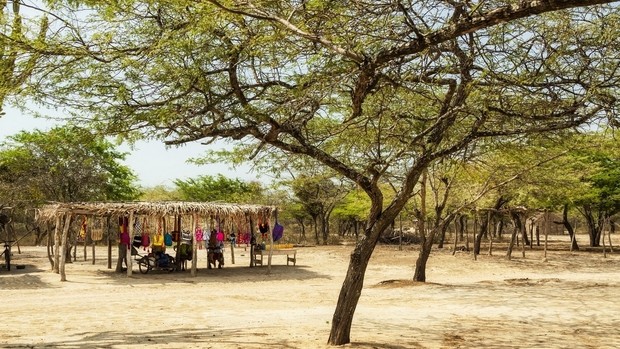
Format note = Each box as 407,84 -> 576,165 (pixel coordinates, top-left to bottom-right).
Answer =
7,0 -> 620,345
174,174 -> 264,203
0,125 -> 140,204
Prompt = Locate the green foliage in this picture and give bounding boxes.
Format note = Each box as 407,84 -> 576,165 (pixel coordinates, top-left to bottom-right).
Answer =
571,135 -> 620,214
291,174 -> 348,218
139,184 -> 181,201
331,188 -> 371,222
0,125 -> 140,204
173,174 -> 263,203
7,1 -> 620,343
0,2 -> 48,114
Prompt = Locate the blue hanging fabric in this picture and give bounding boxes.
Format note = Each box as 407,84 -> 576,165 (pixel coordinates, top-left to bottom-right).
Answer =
272,223 -> 284,242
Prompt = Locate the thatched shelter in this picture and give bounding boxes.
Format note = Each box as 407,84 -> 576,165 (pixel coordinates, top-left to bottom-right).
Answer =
37,201 -> 277,281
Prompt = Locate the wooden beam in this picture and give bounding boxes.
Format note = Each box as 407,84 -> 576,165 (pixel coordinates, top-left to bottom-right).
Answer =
53,216 -> 61,273
59,214 -> 73,282
127,212 -> 134,277
191,214 -> 197,276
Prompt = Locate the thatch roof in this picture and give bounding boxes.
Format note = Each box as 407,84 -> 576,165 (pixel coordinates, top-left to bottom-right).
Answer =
36,201 -> 276,222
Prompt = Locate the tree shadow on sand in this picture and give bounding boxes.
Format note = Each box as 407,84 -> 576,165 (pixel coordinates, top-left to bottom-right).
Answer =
90,263 -> 332,287
5,327 -> 304,349
0,264 -> 56,290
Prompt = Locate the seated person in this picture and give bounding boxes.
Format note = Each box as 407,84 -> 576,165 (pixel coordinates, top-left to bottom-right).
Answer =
152,231 -> 165,254
207,231 -> 224,269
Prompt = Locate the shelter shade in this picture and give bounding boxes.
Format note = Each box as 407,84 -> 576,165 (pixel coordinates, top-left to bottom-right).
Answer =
37,201 -> 276,224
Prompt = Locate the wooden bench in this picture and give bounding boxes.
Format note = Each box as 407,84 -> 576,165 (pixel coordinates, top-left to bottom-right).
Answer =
253,249 -> 297,266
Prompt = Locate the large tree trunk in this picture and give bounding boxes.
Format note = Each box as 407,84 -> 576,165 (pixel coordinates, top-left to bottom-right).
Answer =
313,216 -> 320,245
582,206 -> 604,247
437,218 -> 451,249
414,219 -> 451,282
328,174 -> 412,345
413,233 -> 433,281
562,204 -> 579,251
327,236 -> 376,344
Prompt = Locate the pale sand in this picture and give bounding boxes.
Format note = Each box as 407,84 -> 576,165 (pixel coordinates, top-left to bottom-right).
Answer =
1,238 -> 619,348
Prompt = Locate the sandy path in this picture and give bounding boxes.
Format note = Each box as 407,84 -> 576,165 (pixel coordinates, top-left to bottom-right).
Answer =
1,242 -> 619,348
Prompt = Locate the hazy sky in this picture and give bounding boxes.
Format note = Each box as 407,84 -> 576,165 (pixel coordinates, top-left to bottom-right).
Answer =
0,106 -> 259,187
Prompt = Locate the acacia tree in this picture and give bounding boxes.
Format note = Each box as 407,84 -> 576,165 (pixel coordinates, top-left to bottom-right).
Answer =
19,0 -> 620,345
174,174 -> 264,203
0,1 -> 48,115
0,125 -> 140,243
0,125 -> 139,203
291,175 -> 348,245
572,138 -> 620,246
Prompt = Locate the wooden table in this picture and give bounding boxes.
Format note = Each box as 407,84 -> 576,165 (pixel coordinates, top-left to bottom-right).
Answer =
252,249 -> 297,266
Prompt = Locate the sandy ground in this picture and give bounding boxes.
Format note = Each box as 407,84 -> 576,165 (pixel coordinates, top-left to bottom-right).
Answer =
1,237 -> 620,349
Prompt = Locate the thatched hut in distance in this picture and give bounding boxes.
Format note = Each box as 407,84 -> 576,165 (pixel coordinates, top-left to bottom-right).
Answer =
37,201 -> 276,281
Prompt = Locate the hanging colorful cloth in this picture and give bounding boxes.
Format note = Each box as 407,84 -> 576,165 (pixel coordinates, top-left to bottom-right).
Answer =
164,232 -> 173,247
272,222 -> 284,242
195,226 -> 203,249
258,221 -> 269,240
119,217 -> 130,249
91,218 -> 104,241
78,216 -> 87,242
140,217 -> 150,251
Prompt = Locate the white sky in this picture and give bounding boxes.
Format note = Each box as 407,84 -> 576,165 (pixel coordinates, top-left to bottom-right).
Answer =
0,106 -> 259,187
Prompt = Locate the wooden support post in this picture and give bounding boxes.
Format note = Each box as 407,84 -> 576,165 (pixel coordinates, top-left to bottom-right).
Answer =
230,229 -> 235,265
473,211 -> 478,260
602,218 -> 608,259
529,220 -> 534,249
452,216 -> 459,256
267,210 -> 276,274
398,213 -> 403,251
465,215 -> 470,252
91,216 -> 95,265
83,218 -> 88,261
191,214 -> 197,276
60,214 -> 73,282
53,216 -> 61,273
608,219 -> 614,253
521,224 -> 526,259
175,215 -> 182,271
127,212 -> 134,277
487,217 -> 493,256
107,216 -> 112,269
543,211 -> 549,261
249,216 -> 255,267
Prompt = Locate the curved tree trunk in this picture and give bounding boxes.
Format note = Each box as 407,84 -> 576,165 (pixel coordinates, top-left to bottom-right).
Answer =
473,211 -> 487,255
327,235 -> 377,344
414,234 -> 433,281
313,216 -> 319,245
562,204 -> 579,251
414,220 -> 451,282
437,220 -> 448,249
459,215 -> 466,241
582,206 -> 604,247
